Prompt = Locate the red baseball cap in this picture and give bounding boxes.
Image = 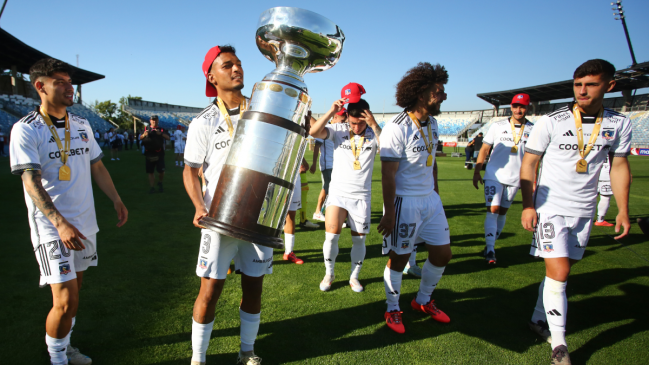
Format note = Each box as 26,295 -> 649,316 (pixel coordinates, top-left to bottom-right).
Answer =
511,93 -> 530,106
336,108 -> 347,116
341,83 -> 366,104
202,46 -> 222,97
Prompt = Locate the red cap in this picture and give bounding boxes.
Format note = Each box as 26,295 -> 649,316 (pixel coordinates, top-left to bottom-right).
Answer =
341,83 -> 366,104
202,46 -> 221,97
511,93 -> 530,106
177,125 -> 183,130
336,108 -> 347,116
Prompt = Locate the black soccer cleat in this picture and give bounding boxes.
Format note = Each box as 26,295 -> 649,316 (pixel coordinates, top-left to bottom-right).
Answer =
485,250 -> 497,264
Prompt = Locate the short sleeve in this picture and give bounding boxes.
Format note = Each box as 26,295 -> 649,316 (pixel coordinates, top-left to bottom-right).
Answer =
380,123 -> 406,162
10,123 -> 41,175
86,125 -> 104,165
314,138 -> 324,146
184,120 -> 210,168
525,116 -> 553,156
483,123 -> 497,146
611,117 -> 632,157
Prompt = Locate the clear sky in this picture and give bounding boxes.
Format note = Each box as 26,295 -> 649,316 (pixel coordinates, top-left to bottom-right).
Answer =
1,0 -> 647,113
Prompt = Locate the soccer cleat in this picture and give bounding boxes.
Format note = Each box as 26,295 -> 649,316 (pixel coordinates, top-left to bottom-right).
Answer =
190,362 -> 205,365
116,158 -> 120,161
594,220 -> 614,227
411,298 -> 450,323
66,346 -> 92,365
485,250 -> 497,264
312,212 -> 325,221
349,278 -> 364,292
528,320 -> 552,343
283,252 -> 304,264
406,265 -> 422,278
301,220 -> 319,228
237,350 -> 262,365
111,158 -> 115,161
320,274 -> 334,291
385,310 -> 405,334
551,345 -> 571,365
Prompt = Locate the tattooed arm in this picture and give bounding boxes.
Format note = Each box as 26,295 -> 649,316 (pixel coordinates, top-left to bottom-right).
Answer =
21,170 -> 86,250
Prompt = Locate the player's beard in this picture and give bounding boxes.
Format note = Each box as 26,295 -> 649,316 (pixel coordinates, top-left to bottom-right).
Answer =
427,102 -> 441,117
233,83 -> 245,91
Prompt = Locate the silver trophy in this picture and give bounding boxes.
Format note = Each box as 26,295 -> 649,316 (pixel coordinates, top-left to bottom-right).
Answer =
200,7 -> 345,249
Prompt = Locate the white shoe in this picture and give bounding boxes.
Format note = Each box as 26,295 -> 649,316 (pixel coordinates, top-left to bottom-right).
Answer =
312,212 -> 325,221
342,222 -> 347,228
237,350 -> 262,365
190,361 -> 205,365
320,274 -> 334,291
302,220 -> 319,228
67,346 -> 92,365
349,278 -> 364,292
111,158 -> 115,161
407,265 -> 422,278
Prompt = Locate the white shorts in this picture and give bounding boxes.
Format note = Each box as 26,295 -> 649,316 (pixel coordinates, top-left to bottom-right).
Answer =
174,142 -> 185,154
484,179 -> 518,208
382,193 -> 450,255
197,230 -> 273,279
289,182 -> 302,212
33,234 -> 98,286
326,194 -> 371,234
530,213 -> 592,260
598,180 -> 613,196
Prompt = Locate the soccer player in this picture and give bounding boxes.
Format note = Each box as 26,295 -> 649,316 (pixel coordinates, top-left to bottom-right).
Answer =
10,58 -> 128,365
521,59 -> 632,365
594,154 -> 614,226
282,158 -> 309,265
310,94 -> 381,293
173,125 -> 187,167
183,45 -> 265,365
473,93 -> 535,264
377,62 -> 452,334
312,108 -> 348,221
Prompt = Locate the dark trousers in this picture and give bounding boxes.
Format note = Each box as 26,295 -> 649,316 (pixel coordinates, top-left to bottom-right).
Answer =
465,148 -> 474,163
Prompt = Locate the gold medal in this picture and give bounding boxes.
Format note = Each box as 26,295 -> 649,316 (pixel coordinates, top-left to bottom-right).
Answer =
216,97 -> 248,137
349,130 -> 365,171
511,145 -> 518,153
576,158 -> 588,173
407,112 -> 436,169
59,165 -> 71,181
426,154 -> 433,166
353,160 -> 361,170
508,117 -> 526,154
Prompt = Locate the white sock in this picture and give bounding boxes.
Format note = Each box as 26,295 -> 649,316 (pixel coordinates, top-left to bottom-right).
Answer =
191,318 -> 214,363
531,278 -> 546,323
597,195 -> 610,222
323,232 -> 340,275
69,316 -> 76,347
384,265 -> 402,312
416,260 -> 445,305
350,235 -> 366,279
496,214 -> 507,239
543,277 -> 568,349
239,309 -> 260,353
484,212 -> 498,251
408,250 -> 417,268
46,332 -> 70,365
284,233 -> 295,255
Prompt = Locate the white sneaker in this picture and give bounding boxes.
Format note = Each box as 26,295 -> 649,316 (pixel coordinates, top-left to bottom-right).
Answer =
237,350 -> 262,365
320,274 -> 334,291
312,212 -> 325,221
302,220 -> 319,228
342,222 -> 347,228
349,278 -> 364,292
66,346 -> 92,365
407,265 -> 422,278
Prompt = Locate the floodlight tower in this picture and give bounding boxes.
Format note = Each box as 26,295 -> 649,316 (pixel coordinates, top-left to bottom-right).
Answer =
611,0 -> 637,66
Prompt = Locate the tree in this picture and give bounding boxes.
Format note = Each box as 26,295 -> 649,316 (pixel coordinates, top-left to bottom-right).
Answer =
92,95 -> 144,131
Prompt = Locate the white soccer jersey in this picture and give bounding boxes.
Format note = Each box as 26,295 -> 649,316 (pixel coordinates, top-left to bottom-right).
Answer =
525,104 -> 632,217
315,136 -> 334,170
482,118 -> 534,187
174,130 -> 186,145
325,123 -> 379,199
184,99 -> 248,208
10,110 -> 104,246
599,153 -> 610,182
380,111 -> 439,197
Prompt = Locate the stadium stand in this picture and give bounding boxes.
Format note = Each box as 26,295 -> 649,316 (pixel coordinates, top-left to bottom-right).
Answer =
123,98 -> 203,129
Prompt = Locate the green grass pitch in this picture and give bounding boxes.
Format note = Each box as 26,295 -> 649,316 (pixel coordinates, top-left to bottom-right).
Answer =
1,146 -> 648,364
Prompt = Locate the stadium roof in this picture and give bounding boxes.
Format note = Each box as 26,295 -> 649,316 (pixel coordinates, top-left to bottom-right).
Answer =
477,61 -> 649,106
0,27 -> 105,85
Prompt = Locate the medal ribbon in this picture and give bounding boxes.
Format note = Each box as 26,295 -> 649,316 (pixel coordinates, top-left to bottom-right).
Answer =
40,106 -> 70,166
216,97 -> 248,137
509,117 -> 526,146
573,104 -> 603,162
349,129 -> 366,167
407,111 -> 433,156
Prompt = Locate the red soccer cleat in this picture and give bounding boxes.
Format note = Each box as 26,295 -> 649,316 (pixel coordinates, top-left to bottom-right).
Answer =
411,298 -> 450,323
594,220 -> 614,227
384,310 -> 405,334
283,252 -> 304,264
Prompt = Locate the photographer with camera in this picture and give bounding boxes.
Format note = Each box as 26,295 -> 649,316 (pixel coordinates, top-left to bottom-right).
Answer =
140,115 -> 170,193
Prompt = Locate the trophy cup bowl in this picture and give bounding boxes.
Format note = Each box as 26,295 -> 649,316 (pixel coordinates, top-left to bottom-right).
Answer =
199,7 -> 345,249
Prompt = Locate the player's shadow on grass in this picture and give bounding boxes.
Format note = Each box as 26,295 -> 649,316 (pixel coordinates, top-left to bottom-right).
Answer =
444,203 -> 486,219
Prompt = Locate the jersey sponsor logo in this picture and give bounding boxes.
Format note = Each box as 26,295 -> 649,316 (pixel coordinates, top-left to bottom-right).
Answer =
214,126 -> 227,134
252,257 -> 272,263
559,143 -> 605,151
412,143 -> 434,153
552,113 -> 570,122
49,147 -> 90,159
413,134 -> 420,141
542,244 -> 554,253
215,139 -> 231,150
500,137 -> 514,142
602,130 -> 615,140
59,262 -> 72,275
563,130 -> 575,136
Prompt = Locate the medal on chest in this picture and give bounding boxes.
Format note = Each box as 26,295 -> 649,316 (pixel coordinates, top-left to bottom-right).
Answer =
572,105 -> 603,173
509,118 -> 525,154
407,112 -> 434,167
40,107 -> 72,181
349,131 -> 365,170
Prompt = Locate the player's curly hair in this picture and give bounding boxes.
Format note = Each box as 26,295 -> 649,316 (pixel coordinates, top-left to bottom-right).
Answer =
29,58 -> 73,84
395,62 -> 448,109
